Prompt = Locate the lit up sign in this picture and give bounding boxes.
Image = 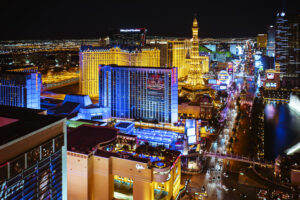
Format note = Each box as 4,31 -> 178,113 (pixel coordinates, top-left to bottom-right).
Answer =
218,70 -> 229,80
188,136 -> 196,144
266,82 -> 277,88
147,73 -> 164,91
267,73 -> 274,80
220,85 -> 227,90
228,63 -> 233,74
208,79 -> 217,84
136,164 -> 145,170
187,128 -> 195,136
120,29 -> 141,33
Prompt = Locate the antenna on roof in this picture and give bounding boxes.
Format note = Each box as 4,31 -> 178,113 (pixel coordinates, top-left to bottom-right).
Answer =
282,0 -> 286,13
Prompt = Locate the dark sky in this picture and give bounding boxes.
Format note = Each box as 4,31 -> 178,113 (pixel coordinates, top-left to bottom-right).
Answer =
0,0 -> 299,40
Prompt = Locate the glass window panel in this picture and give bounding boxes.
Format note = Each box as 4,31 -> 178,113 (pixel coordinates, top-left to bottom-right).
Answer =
27,146 -> 40,167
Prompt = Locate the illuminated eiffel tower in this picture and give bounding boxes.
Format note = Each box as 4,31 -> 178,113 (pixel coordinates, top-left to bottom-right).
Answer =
186,17 -> 205,87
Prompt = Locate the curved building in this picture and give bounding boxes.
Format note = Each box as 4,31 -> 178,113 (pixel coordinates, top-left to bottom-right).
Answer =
67,125 -> 181,200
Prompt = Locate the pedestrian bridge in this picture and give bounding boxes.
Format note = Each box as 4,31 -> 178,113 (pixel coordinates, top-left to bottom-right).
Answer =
183,152 -> 274,167
42,77 -> 79,91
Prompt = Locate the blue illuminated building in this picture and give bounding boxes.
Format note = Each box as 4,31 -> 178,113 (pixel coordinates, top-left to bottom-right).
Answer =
275,12 -> 300,84
134,128 -> 182,150
0,71 -> 41,109
45,94 -> 111,121
267,25 -> 275,57
114,121 -> 183,150
115,121 -> 135,134
0,106 -> 67,200
99,65 -> 178,123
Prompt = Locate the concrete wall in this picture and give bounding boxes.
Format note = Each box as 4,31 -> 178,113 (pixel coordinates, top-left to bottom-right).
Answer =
92,156 -> 114,200
67,152 -> 89,200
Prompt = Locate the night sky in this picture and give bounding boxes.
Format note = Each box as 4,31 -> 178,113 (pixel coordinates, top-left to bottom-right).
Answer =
0,0 -> 299,40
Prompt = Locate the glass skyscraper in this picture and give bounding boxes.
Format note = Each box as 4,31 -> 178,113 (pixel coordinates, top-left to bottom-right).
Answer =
275,12 -> 300,85
99,65 -> 178,123
0,71 -> 41,109
267,25 -> 276,57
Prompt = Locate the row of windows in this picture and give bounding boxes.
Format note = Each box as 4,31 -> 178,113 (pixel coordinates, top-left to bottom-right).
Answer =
0,150 -> 63,200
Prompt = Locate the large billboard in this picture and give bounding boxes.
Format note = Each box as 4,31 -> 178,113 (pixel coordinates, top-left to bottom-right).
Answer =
228,62 -> 233,74
147,73 -> 165,98
267,73 -> 274,80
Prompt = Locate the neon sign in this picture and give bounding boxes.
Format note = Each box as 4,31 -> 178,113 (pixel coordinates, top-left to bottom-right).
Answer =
136,164 -> 145,170
120,29 -> 141,33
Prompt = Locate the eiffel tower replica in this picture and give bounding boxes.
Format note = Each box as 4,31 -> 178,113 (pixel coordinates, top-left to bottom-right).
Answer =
183,17 -> 208,100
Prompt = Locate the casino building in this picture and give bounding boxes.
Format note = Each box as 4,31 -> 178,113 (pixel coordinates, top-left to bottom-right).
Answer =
79,46 -> 160,97
67,125 -> 181,200
0,106 -> 67,200
99,65 -> 178,123
0,70 -> 41,109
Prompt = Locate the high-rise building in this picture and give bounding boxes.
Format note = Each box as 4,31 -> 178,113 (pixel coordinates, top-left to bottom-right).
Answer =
0,106 -> 67,200
257,34 -> 268,49
167,39 -> 192,79
275,12 -> 300,85
0,70 -> 41,109
267,25 -> 276,57
99,65 -> 178,123
79,46 -> 160,97
109,28 -> 147,48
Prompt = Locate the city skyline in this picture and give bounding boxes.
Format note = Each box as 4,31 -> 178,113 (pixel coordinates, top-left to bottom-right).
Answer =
1,2 -> 300,199
0,0 -> 299,40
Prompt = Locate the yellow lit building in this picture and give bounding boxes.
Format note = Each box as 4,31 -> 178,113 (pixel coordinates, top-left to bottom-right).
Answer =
67,125 -> 181,200
168,40 -> 192,79
167,18 -> 209,83
257,34 -> 268,49
79,47 -> 160,97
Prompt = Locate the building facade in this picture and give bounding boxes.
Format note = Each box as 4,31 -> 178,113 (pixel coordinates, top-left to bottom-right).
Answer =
267,25 -> 276,57
275,13 -> 300,85
167,39 -> 192,79
0,106 -> 67,200
99,65 -> 178,123
67,125 -> 181,200
0,71 -> 41,109
79,46 -> 160,97
256,34 -> 268,49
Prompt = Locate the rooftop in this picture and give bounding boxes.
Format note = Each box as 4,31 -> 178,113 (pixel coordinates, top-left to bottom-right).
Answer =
0,106 -> 63,146
67,125 -> 118,154
115,122 -> 134,129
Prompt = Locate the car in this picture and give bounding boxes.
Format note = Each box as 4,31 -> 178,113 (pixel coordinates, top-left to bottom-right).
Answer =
223,172 -> 229,178
201,191 -> 208,197
201,186 -> 206,192
222,185 -> 229,191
